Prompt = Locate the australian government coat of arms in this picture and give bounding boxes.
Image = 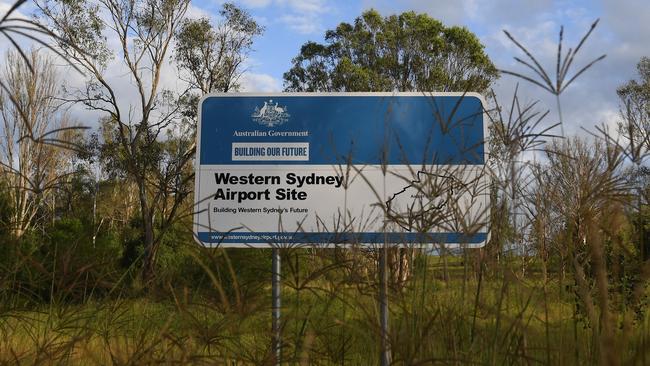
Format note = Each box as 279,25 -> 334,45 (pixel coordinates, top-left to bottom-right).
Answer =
252,99 -> 290,127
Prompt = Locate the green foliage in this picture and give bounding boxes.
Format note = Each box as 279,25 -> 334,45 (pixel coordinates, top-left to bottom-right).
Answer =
0,181 -> 10,237
120,216 -> 145,271
1,261 -> 649,364
174,3 -> 263,93
615,57 -> 650,166
40,0 -> 110,66
618,57 -> 650,105
0,217 -> 122,304
283,9 -> 498,92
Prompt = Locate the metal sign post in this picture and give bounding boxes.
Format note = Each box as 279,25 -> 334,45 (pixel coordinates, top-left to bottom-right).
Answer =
272,248 -> 281,364
379,245 -> 391,366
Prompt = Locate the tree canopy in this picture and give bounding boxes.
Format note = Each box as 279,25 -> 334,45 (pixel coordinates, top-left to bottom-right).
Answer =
174,3 -> 263,94
283,10 -> 498,93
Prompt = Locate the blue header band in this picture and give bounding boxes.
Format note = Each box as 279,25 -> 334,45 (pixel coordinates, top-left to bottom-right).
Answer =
200,95 -> 485,165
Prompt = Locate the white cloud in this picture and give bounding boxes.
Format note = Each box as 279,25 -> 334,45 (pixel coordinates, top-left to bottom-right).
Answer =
488,20 -> 616,136
185,3 -> 212,20
488,20 -> 558,58
234,0 -> 329,14
228,0 -> 330,34
276,0 -> 330,34
362,0 -> 554,27
278,14 -> 321,34
8,0 -> 650,143
277,0 -> 329,15
602,0 -> 650,45
487,4 -> 650,137
470,0 -> 553,25
0,1 -> 13,14
358,0 -> 647,139
239,72 -> 282,92
360,0 -> 467,25
238,0 -> 273,8
0,0 -> 32,55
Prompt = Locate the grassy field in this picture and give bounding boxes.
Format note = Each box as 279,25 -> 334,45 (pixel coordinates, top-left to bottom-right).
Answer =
1,253 -> 648,365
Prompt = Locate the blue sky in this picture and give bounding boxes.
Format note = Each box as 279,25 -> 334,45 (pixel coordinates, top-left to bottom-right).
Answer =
201,0 -> 610,87
191,0 -> 649,136
1,0 -> 648,136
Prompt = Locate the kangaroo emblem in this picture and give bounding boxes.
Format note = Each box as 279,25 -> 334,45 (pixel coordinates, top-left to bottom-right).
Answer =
252,99 -> 290,127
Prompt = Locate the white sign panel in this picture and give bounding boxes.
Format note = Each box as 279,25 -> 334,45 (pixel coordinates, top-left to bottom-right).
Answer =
194,93 -> 489,248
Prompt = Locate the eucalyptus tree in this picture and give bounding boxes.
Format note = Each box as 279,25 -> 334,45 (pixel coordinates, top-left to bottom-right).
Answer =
175,3 -> 263,95
615,57 -> 650,175
590,57 -> 650,264
283,9 -> 498,285
283,9 -> 497,93
537,137 -> 629,366
34,0 -> 191,282
34,0 -> 266,282
0,50 -> 77,238
173,2 -> 263,132
605,57 -> 650,292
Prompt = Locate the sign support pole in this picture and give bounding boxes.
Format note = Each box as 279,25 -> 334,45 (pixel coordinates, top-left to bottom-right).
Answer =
379,246 -> 391,366
272,248 -> 281,365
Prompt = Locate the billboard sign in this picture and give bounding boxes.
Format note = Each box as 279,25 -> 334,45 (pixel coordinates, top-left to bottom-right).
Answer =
194,93 -> 489,248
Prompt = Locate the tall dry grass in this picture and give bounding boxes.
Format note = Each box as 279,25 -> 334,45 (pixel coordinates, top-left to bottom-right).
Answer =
0,13 -> 649,366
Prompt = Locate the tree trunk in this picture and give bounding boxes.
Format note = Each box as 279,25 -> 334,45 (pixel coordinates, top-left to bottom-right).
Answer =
386,248 -> 412,287
139,184 -> 157,285
588,225 -> 618,366
142,220 -> 157,285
